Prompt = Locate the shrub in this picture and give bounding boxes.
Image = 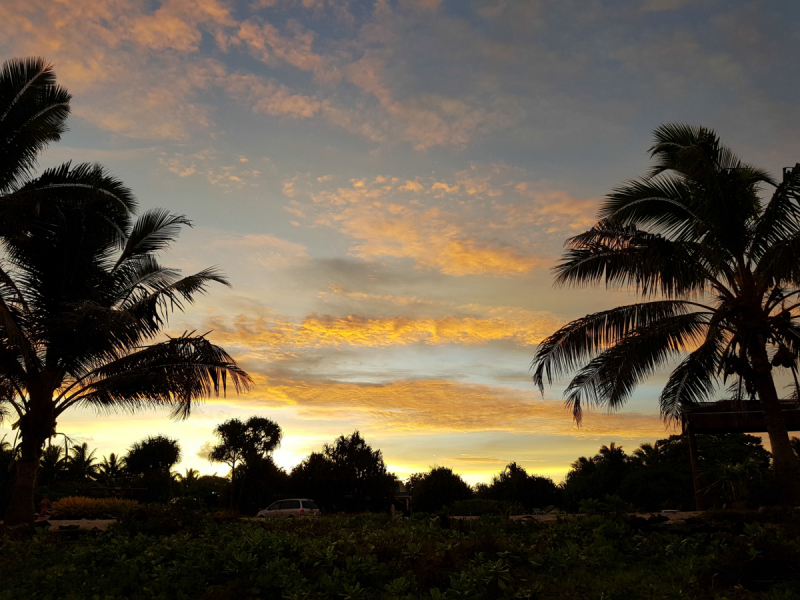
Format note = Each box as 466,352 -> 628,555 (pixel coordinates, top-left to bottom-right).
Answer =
50,496 -> 139,519
111,502 -> 211,536
447,499 -> 524,516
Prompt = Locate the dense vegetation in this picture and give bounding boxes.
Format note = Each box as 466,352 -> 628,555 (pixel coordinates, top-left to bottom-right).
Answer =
531,125 -> 800,505
3,510 -> 800,599
2,429 -> 796,519
0,57 -> 251,525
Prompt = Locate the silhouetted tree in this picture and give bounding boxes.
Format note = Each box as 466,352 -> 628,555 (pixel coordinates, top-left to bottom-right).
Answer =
125,436 -> 182,502
0,436 -> 16,514
564,434 -> 774,511
236,457 -> 290,514
478,462 -> 559,511
531,124 -> 800,505
67,442 -> 98,483
209,416 -> 282,509
38,445 -> 65,486
0,57 -> 252,525
96,453 -> 125,486
408,466 -> 472,513
290,431 -> 394,512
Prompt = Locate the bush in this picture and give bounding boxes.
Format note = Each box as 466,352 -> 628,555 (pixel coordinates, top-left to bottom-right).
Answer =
447,499 -> 524,516
50,496 -> 139,519
111,502 -> 211,536
2,511 -> 798,598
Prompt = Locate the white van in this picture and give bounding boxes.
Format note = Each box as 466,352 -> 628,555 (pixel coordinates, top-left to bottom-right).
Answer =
256,498 -> 320,518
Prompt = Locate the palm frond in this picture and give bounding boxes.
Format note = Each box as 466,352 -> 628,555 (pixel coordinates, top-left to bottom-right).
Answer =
122,267 -> 231,320
0,57 -> 71,192
554,219 -> 719,297
561,312 -> 710,422
749,180 -> 800,264
531,300 -> 698,393
114,209 -> 191,270
600,175 -> 706,241
60,333 -> 252,420
658,328 -> 727,422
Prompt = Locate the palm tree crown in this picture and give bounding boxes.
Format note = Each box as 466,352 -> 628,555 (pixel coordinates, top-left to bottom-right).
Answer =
0,57 -> 252,524
531,124 -> 800,504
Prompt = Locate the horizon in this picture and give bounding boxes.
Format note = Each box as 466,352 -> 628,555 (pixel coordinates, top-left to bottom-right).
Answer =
2,0 -> 798,486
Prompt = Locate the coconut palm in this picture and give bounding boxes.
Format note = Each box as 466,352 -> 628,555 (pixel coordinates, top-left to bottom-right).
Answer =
67,443 -> 98,483
531,124 -> 800,504
96,453 -> 125,486
0,57 -> 252,524
176,467 -> 200,494
38,445 -> 65,486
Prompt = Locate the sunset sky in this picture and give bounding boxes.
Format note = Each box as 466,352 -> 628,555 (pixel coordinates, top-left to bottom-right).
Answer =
2,0 -> 798,484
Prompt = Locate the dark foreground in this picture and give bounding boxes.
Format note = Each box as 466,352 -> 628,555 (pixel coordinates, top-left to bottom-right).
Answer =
1,509 -> 799,599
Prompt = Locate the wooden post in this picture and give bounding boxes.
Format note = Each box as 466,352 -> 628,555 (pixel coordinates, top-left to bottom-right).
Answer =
686,422 -> 705,511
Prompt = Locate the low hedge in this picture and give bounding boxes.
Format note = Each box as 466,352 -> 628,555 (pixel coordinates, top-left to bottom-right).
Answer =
50,496 -> 139,519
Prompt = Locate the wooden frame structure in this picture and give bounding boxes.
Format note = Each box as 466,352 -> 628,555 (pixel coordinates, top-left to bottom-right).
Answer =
681,399 -> 800,510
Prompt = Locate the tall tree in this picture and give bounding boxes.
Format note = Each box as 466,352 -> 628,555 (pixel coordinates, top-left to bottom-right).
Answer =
67,442 -> 98,483
290,431 -> 394,512
125,436 -> 182,502
531,124 -> 800,504
96,453 -> 124,486
0,57 -> 251,525
209,416 -> 282,508
38,445 -> 64,486
125,436 -> 182,476
408,466 -> 472,513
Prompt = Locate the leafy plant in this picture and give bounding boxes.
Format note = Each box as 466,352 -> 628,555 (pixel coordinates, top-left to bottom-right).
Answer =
50,496 -> 138,519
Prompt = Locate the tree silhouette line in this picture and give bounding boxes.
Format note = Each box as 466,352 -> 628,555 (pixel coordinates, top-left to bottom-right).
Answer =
3,54 -> 800,525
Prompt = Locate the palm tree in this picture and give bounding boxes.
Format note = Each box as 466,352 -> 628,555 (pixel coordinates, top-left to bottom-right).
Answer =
67,443 -> 98,483
176,467 -> 200,494
0,57 -> 252,524
96,453 -> 125,486
38,445 -> 65,486
531,124 -> 800,504
631,443 -> 660,468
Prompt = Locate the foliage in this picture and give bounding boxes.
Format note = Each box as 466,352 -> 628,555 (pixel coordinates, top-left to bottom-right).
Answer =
530,123 -> 800,504
2,511 -> 800,599
0,56 -> 252,525
96,453 -> 125,486
563,434 -> 775,512
37,445 -> 64,487
66,443 -> 99,483
408,466 -> 473,513
125,436 -> 182,476
235,456 -> 290,515
125,436 -> 182,503
49,496 -> 139,519
476,463 -> 560,511
447,499 -> 525,517
209,416 -> 282,471
209,416 -> 283,511
290,431 -> 395,512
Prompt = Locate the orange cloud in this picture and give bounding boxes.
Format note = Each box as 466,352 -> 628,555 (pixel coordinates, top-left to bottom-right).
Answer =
205,306 -> 563,353
227,73 -> 321,119
309,184 -> 545,275
249,377 -> 670,437
238,19 -> 339,84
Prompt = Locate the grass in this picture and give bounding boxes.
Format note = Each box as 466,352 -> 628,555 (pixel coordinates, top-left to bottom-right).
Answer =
1,510 -> 799,599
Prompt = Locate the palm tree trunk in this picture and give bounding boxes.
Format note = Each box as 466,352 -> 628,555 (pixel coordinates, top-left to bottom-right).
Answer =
751,344 -> 800,505
4,455 -> 39,526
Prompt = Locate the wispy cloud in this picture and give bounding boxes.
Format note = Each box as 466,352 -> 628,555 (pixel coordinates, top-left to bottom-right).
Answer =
205,305 -> 563,352
244,376 -> 669,437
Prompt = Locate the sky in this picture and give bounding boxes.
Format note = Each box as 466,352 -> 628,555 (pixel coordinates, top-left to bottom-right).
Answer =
1,0 -> 799,485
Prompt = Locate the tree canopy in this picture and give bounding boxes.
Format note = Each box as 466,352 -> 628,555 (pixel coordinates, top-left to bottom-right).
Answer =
531,124 -> 800,504
0,56 -> 251,524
